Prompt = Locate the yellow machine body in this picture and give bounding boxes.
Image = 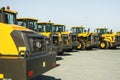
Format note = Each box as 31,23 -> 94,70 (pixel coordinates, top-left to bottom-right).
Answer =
0,7 -> 56,80
0,23 -> 30,55
72,26 -> 91,38
53,24 -> 73,51
0,22 -> 56,80
96,27 -> 120,48
17,17 -> 38,30
116,32 -> 120,36
101,33 -> 115,43
36,22 -> 54,37
36,22 -> 64,54
71,26 -> 99,50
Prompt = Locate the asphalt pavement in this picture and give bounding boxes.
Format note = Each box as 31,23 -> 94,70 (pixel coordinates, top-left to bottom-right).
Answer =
35,48 -> 120,80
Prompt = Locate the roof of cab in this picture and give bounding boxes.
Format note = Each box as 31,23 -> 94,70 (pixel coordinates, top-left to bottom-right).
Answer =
36,22 -> 54,24
53,24 -> 65,26
71,26 -> 85,28
0,7 -> 18,14
96,27 -> 108,30
17,17 -> 38,21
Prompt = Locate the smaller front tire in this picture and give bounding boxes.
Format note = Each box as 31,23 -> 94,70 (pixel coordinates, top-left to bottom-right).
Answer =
77,40 -> 85,50
99,41 -> 109,49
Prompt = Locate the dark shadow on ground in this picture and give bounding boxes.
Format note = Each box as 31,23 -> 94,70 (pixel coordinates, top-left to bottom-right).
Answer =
31,75 -> 61,80
70,50 -> 80,52
59,53 -> 72,56
64,49 -> 81,52
108,47 -> 120,50
85,48 -> 100,51
56,56 -> 64,61
56,64 -> 60,67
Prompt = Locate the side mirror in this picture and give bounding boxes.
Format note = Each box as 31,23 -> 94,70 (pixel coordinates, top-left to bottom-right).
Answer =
84,30 -> 87,32
110,29 -> 113,33
88,28 -> 90,32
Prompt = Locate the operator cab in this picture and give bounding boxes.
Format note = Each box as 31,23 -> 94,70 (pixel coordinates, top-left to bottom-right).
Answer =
71,26 -> 85,33
17,18 -> 38,31
53,24 -> 65,32
95,28 -> 109,38
37,22 -> 54,32
36,22 -> 64,55
96,28 -> 108,34
0,6 -> 17,24
53,24 -> 73,51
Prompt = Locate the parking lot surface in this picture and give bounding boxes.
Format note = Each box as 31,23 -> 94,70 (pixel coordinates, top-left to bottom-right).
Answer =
35,48 -> 120,80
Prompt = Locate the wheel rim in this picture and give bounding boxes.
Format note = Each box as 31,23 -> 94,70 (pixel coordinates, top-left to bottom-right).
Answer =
77,44 -> 82,49
100,42 -> 105,48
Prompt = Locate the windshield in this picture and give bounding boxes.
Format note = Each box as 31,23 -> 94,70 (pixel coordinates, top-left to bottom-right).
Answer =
28,21 -> 37,30
37,24 -> 53,32
17,20 -> 37,31
0,12 -> 17,24
72,27 -> 84,33
97,29 -> 107,34
54,25 -> 65,32
17,20 -> 27,27
8,13 -> 16,24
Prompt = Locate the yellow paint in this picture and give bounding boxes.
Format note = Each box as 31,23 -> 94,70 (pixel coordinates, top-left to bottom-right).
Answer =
71,26 -> 85,28
77,44 -> 81,49
0,22 -> 30,55
40,32 -> 51,37
18,47 -> 26,55
66,40 -> 69,45
43,61 -> 46,68
0,23 -> 18,55
17,17 -> 38,21
19,47 -> 26,52
100,42 -> 105,48
78,32 -> 90,37
96,28 -> 117,48
0,74 -> 4,79
37,22 -> 54,24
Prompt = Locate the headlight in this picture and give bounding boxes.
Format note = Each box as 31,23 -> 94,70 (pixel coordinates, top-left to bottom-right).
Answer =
36,42 -> 41,48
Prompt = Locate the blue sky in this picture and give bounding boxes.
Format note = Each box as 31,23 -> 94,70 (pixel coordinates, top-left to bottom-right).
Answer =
0,0 -> 120,32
